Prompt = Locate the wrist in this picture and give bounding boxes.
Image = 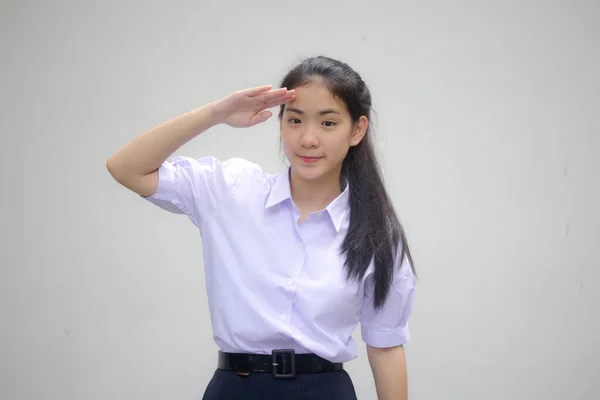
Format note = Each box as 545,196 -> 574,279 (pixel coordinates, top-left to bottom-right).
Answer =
209,100 -> 226,126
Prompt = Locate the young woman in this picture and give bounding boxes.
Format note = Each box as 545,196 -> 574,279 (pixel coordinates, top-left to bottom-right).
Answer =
106,56 -> 416,400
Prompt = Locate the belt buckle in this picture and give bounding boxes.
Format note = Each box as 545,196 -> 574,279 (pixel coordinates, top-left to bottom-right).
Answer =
272,349 -> 296,379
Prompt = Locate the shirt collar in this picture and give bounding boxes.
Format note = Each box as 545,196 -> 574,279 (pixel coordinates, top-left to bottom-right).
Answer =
265,168 -> 350,232
325,182 -> 350,232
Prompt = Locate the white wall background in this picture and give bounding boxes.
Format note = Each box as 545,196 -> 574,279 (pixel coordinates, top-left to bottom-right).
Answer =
2,1 -> 599,399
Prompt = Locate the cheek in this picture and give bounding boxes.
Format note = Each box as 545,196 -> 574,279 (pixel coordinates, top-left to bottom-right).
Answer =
279,132 -> 295,155
324,133 -> 353,154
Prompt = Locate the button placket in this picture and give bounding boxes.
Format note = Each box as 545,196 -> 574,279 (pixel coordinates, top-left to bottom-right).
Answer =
283,218 -> 306,331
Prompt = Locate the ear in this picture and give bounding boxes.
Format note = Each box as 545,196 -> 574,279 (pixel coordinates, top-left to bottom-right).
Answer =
350,116 -> 368,146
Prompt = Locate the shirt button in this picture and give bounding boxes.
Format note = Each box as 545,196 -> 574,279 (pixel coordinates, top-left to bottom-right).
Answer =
297,241 -> 304,248
286,278 -> 294,285
279,314 -> 287,321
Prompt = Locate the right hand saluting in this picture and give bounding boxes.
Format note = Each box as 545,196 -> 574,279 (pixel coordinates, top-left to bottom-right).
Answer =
211,85 -> 296,128
107,84 -> 295,198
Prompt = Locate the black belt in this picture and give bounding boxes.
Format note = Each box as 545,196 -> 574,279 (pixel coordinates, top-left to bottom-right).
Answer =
217,349 -> 343,379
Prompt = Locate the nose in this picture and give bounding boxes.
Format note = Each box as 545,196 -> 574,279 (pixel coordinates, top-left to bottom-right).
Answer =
300,126 -> 319,148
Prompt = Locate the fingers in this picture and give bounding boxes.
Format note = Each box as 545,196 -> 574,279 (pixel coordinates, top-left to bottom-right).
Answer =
250,110 -> 273,126
266,92 -> 295,109
260,89 -> 295,109
238,86 -> 295,118
249,86 -> 293,100
243,85 -> 273,97
245,85 -> 291,99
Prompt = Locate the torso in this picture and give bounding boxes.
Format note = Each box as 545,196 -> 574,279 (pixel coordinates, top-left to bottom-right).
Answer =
197,166 -> 369,363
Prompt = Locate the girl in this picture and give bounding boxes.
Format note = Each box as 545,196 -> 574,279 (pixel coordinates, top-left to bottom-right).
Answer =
107,56 -> 416,400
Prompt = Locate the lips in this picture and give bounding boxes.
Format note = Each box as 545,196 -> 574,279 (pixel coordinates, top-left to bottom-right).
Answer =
299,155 -> 322,163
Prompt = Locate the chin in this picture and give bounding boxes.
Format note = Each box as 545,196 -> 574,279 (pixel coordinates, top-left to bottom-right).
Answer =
291,161 -> 331,181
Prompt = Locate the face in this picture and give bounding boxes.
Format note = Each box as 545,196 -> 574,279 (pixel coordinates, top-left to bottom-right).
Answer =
279,83 -> 367,183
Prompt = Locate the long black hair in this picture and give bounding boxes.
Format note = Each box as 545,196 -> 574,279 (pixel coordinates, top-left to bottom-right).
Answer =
278,56 -> 415,310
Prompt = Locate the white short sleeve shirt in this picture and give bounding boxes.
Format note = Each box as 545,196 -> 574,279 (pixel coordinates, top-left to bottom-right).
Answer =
145,156 -> 416,363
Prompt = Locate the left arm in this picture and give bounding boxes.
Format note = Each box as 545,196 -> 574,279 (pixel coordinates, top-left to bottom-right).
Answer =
367,344 -> 408,400
359,250 -> 416,400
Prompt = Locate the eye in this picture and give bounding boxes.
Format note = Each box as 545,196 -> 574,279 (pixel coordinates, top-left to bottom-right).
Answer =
288,118 -> 301,124
322,121 -> 337,127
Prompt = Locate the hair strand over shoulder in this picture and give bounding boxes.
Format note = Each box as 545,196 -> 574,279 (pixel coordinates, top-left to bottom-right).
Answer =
279,56 -> 415,309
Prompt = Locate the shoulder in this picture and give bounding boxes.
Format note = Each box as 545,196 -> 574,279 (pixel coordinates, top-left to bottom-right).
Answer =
214,156 -> 265,187
170,155 -> 261,174
169,155 -> 266,186
182,156 -> 282,200
217,157 -> 277,191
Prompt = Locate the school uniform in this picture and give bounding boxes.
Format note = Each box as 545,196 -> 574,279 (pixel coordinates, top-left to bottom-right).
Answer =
145,155 -> 416,399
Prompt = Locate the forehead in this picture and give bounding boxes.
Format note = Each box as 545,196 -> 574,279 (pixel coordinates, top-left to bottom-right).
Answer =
284,84 -> 348,114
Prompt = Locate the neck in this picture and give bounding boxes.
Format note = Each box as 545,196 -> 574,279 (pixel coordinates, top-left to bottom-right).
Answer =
289,167 -> 342,215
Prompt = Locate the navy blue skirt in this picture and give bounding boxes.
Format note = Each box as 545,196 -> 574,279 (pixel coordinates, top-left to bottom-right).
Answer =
202,368 -> 358,399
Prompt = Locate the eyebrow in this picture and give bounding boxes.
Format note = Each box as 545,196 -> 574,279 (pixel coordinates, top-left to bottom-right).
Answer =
285,107 -> 341,116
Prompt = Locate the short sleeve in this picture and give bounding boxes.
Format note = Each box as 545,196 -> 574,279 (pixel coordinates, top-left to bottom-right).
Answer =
143,156 -> 251,225
359,251 -> 416,348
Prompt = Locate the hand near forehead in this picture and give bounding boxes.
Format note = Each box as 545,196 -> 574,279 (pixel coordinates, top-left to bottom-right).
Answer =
211,85 -> 296,128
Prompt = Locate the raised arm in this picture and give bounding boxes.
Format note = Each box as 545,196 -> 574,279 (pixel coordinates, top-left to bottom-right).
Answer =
106,105 -> 216,197
105,85 -> 295,197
